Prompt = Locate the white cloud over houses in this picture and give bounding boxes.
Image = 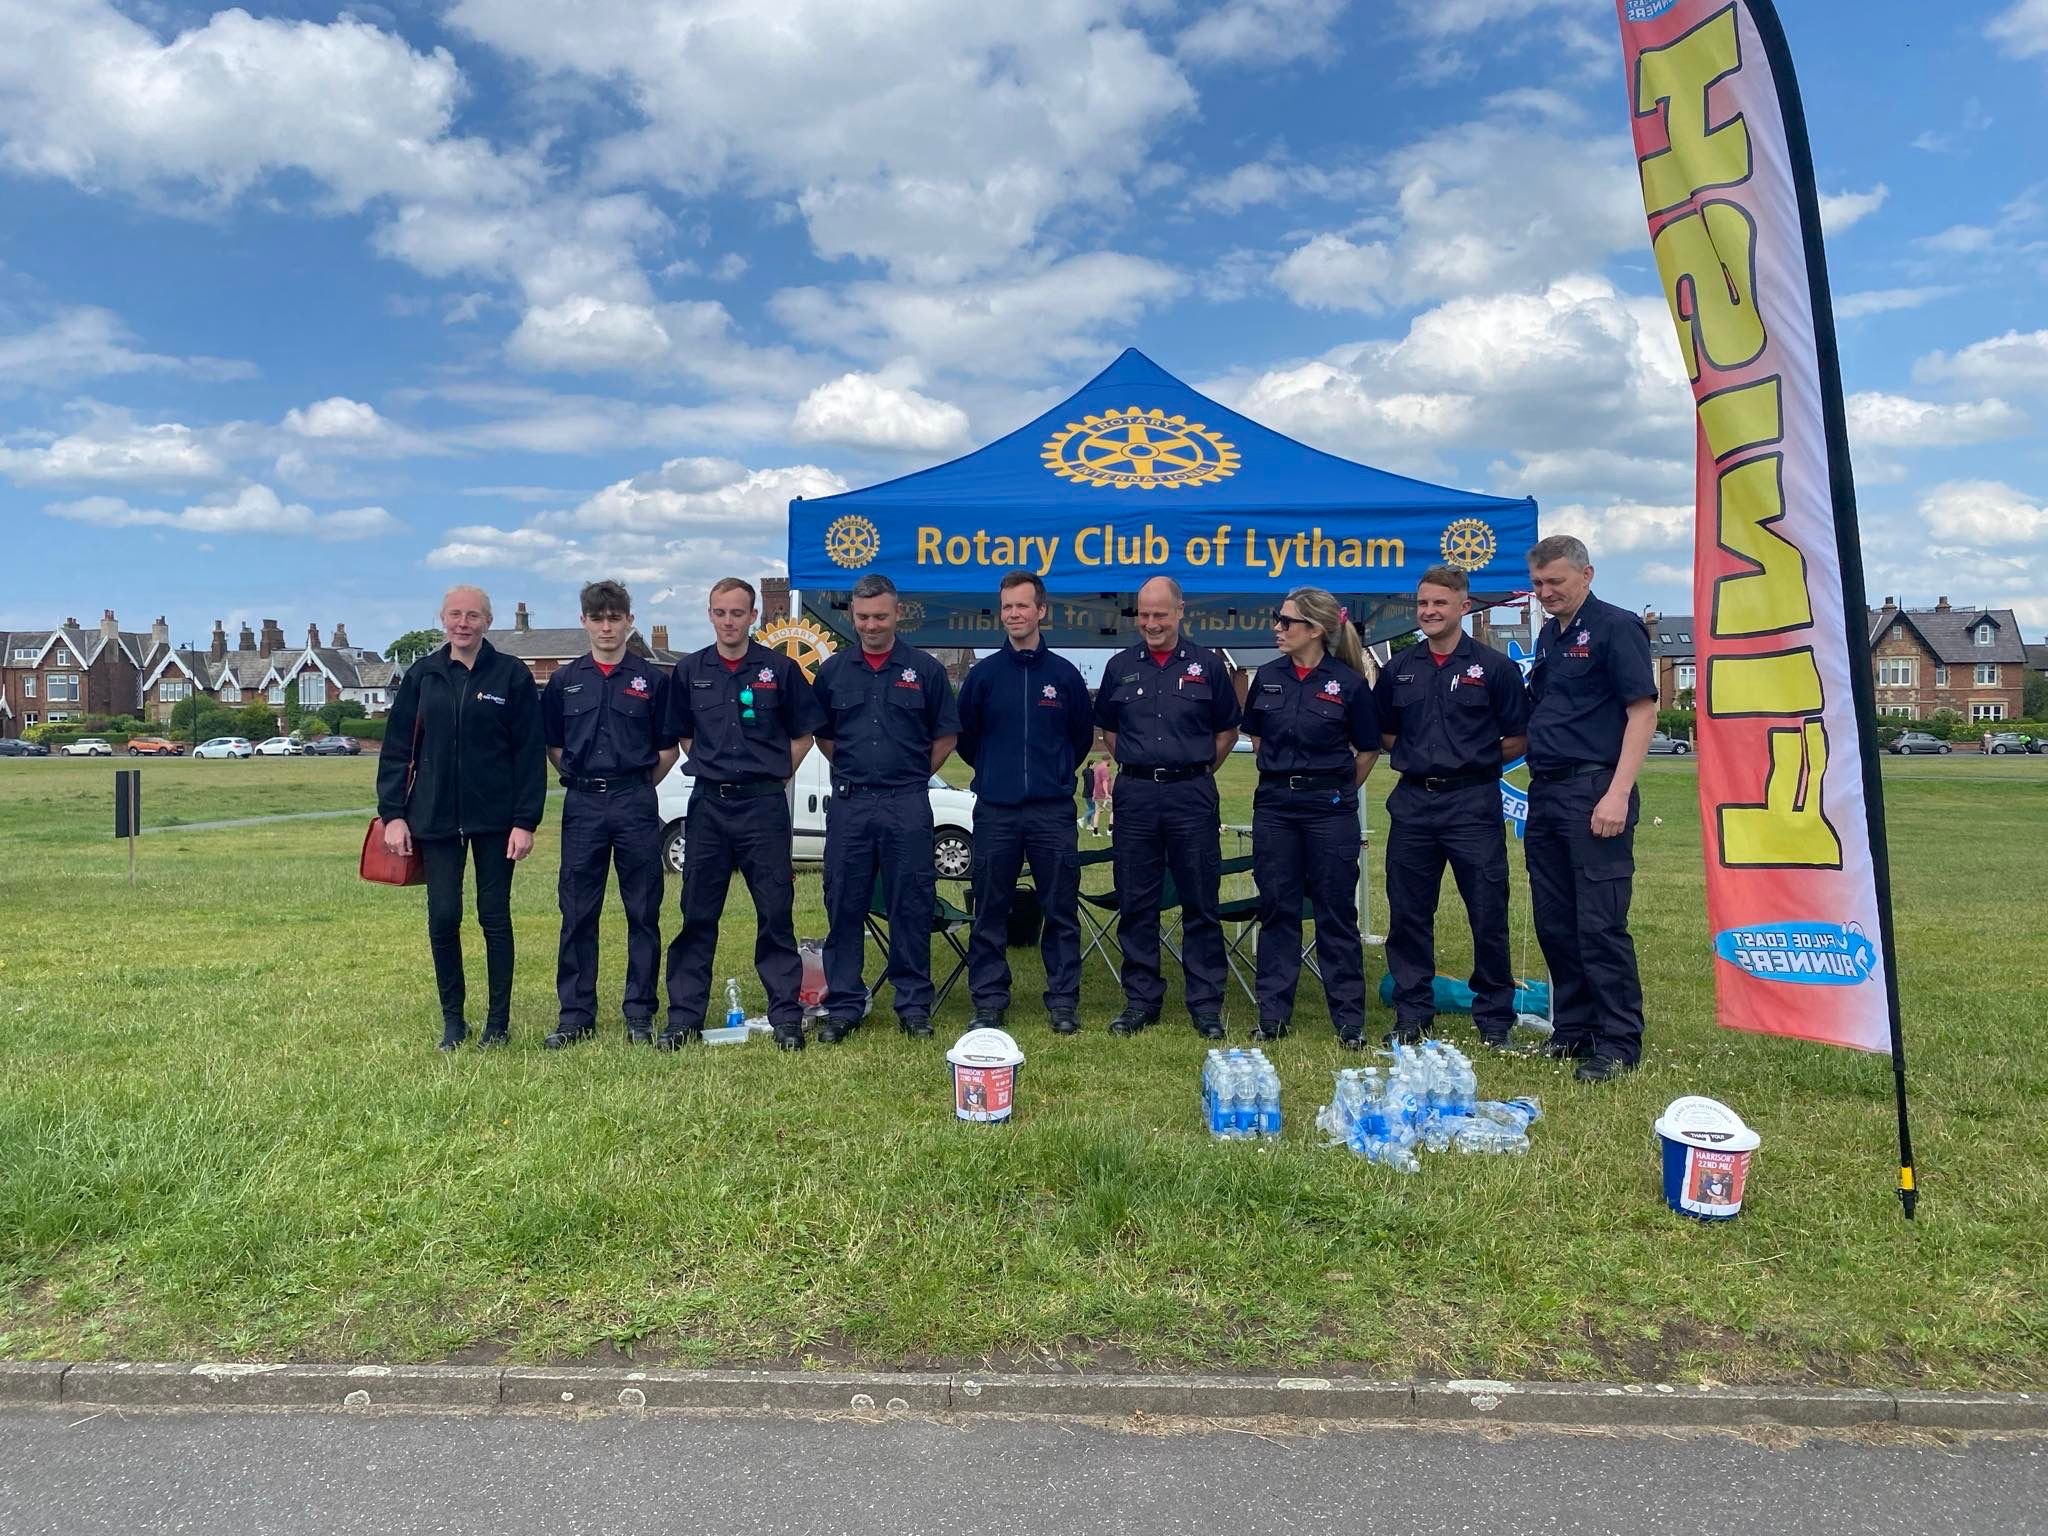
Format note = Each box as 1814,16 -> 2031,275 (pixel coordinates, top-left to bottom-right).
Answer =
1546,501 -> 1694,554
46,485 -> 400,540
0,418 -> 227,487
1917,479 -> 2048,545
791,371 -> 970,454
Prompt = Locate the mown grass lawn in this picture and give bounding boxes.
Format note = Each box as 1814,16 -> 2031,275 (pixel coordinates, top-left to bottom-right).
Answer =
0,752 -> 2042,1385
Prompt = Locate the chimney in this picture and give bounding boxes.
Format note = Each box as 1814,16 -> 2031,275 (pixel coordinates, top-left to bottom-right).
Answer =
762,576 -> 792,623
101,608 -> 119,639
151,615 -> 169,650
260,619 -> 285,654
1935,595 -> 1951,613
210,620 -> 228,663
514,601 -> 531,633
239,622 -> 258,653
650,624 -> 669,652
307,622 -> 322,649
332,623 -> 349,649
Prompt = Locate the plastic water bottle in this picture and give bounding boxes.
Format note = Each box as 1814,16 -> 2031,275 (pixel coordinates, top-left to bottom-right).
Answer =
1444,1044 -> 1478,1119
1477,1097 -> 1541,1133
1203,1050 -> 1231,1138
1231,1057 -> 1260,1139
1257,1061 -> 1282,1139
724,977 -> 745,1032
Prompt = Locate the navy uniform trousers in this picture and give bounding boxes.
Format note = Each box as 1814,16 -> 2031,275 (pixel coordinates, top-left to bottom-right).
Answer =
822,785 -> 935,1021
666,789 -> 804,1031
1524,768 -> 1644,1065
1383,779 -> 1515,1039
555,782 -> 664,1028
967,798 -> 1082,1013
1113,774 -> 1227,1018
1252,785 -> 1366,1037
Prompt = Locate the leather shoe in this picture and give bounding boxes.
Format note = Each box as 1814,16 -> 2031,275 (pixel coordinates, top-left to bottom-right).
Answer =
544,1023 -> 594,1050
626,1021 -> 654,1045
1251,1018 -> 1289,1043
1048,1008 -> 1081,1035
437,1022 -> 468,1053
898,1013 -> 934,1039
1107,1005 -> 1158,1037
1383,1023 -> 1428,1047
773,1024 -> 806,1052
815,1018 -> 852,1045
477,1027 -> 509,1049
1545,1037 -> 1595,1061
1337,1030 -> 1368,1052
967,1007 -> 1007,1031
655,1026 -> 701,1052
1191,1014 -> 1225,1041
1574,1055 -> 1634,1084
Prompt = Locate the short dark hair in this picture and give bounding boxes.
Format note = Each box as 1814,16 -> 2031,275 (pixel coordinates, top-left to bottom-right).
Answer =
1418,564 -> 1469,595
580,579 -> 632,618
709,576 -> 756,608
998,569 -> 1046,604
850,573 -> 897,601
1528,534 -> 1591,571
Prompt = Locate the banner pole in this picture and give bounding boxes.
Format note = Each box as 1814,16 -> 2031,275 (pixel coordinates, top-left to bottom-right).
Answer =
1746,0 -> 1916,1216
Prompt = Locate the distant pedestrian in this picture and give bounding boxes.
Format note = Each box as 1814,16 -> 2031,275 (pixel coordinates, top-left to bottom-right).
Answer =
377,584 -> 547,1052
1093,757 -> 1114,836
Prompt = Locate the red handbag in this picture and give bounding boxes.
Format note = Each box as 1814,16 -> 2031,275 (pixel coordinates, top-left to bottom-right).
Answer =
360,711 -> 425,886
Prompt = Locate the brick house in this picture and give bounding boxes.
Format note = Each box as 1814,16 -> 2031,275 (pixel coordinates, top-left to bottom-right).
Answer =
270,624 -> 406,716
491,601 -> 677,685
1643,611 -> 1698,710
1867,597 -> 2026,724
0,610 -> 147,736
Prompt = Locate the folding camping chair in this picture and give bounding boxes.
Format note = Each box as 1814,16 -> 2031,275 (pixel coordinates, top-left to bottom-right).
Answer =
863,872 -> 973,1014
1217,885 -> 1325,1013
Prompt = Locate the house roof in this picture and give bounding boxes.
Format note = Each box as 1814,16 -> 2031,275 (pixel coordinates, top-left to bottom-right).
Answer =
1868,606 -> 2027,665
1648,615 -> 1696,659
2026,642 -> 2048,676
211,651 -> 296,689
494,628 -> 664,663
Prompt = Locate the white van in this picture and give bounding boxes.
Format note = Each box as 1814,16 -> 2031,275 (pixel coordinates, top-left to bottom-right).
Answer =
656,751 -> 976,879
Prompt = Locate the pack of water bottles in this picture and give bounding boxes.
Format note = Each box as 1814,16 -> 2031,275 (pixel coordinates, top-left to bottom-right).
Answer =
1312,1040 -> 1541,1173
1201,1048 -> 1283,1141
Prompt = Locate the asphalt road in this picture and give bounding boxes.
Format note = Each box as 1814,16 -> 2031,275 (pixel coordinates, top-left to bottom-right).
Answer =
3,1409 -> 2043,1535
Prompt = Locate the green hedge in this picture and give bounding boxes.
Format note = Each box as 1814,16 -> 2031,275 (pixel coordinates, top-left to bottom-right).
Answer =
339,719 -> 388,742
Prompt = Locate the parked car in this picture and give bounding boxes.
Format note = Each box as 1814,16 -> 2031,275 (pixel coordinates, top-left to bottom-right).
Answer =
126,736 -> 185,756
194,736 -> 254,759
1888,731 -> 1950,756
303,735 -> 362,756
0,738 -> 50,757
59,737 -> 113,757
1647,732 -> 1692,755
253,735 -> 303,756
655,752 -> 976,879
1984,731 -> 2040,755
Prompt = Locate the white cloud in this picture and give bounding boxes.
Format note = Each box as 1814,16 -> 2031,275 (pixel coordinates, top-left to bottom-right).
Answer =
282,398 -> 390,440
1917,480 -> 2048,544
1914,329 -> 2048,393
1819,184 -> 1888,235
1833,286 -> 1958,321
792,370 -> 971,453
1846,392 -> 2028,449
547,461 -> 847,535
1273,233 -> 1396,313
507,296 -> 677,372
1547,501 -> 1694,554
1498,447 -> 1694,506
0,418 -> 226,487
1988,0 -> 2048,60
1186,154 -> 1374,214
46,484 -> 401,540
1917,224 -> 1994,255
1177,0 -> 1347,67
0,305 -> 254,390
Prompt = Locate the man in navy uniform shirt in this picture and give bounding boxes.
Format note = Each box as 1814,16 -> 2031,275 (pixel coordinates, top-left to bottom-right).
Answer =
1093,575 -> 1243,1039
813,573 -> 960,1042
955,571 -> 1097,1035
1373,565 -> 1530,1050
662,577 -> 825,1052
540,579 -> 680,1048
1523,534 -> 1657,1082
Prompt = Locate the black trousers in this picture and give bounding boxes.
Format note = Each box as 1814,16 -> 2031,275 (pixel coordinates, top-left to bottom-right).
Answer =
1383,778 -> 1515,1039
420,832 -> 517,1033
554,783 -> 664,1029
1112,773 -> 1226,1018
1252,784 -> 1366,1038
822,787 -> 934,1021
968,798 -> 1082,1014
1525,769 -> 1645,1065
666,790 -> 804,1030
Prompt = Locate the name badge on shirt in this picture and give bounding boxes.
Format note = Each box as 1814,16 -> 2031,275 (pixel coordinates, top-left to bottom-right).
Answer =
564,684 -> 584,695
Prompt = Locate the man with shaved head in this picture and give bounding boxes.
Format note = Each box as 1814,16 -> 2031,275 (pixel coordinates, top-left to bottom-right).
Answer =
1092,574 -> 1242,1039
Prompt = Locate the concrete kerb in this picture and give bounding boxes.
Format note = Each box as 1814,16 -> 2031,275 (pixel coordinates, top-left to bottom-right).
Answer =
24,1363 -> 2048,1431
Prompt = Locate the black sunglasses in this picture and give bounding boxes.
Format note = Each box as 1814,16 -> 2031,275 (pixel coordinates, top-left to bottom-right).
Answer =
1272,612 -> 1314,630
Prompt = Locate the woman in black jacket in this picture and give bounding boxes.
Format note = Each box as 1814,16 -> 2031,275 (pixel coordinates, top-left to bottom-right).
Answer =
377,586 -> 548,1050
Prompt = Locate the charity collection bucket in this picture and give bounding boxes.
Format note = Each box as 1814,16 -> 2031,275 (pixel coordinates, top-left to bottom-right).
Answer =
946,1028 -> 1025,1124
1655,1096 -> 1761,1221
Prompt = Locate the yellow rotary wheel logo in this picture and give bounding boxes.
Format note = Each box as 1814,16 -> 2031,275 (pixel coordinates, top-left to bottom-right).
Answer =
1041,406 -> 1240,491
1440,517 -> 1497,573
896,599 -> 927,633
824,514 -> 880,569
753,619 -> 838,682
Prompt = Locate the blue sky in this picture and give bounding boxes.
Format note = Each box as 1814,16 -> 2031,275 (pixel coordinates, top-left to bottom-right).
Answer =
2,0 -> 2044,656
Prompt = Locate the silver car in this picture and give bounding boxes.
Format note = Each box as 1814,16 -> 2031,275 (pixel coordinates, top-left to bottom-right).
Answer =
1646,731 -> 1692,755
194,736 -> 254,759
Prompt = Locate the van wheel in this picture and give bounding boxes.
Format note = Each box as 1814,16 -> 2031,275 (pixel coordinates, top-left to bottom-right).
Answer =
934,828 -> 973,880
662,823 -> 687,876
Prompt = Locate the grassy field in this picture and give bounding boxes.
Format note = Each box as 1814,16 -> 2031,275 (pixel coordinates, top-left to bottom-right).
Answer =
0,752 -> 2042,1386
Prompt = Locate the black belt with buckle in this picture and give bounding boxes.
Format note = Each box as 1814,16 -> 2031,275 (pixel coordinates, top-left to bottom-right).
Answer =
1261,771 -> 1353,791
831,780 -> 924,796
1121,763 -> 1212,784
701,778 -> 783,800
560,771 -> 652,793
1527,762 -> 1613,784
1400,769 -> 1501,793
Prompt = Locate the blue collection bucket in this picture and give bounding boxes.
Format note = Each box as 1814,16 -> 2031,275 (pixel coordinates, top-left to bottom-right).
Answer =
1655,1097 -> 1760,1221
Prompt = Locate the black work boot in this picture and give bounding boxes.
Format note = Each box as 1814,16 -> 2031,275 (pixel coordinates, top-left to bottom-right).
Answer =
773,1023 -> 806,1052
1048,1007 -> 1082,1036
897,1013 -> 934,1039
1191,1013 -> 1226,1041
477,1025 -> 509,1050
655,1025 -> 701,1052
544,1023 -> 594,1050
967,1007 -> 1007,1031
1251,1018 -> 1289,1043
438,1020 -> 468,1053
1107,1005 -> 1159,1037
626,1020 -> 655,1045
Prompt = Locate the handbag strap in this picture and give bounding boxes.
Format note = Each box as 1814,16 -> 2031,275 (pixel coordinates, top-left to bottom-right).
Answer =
403,692 -> 423,802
